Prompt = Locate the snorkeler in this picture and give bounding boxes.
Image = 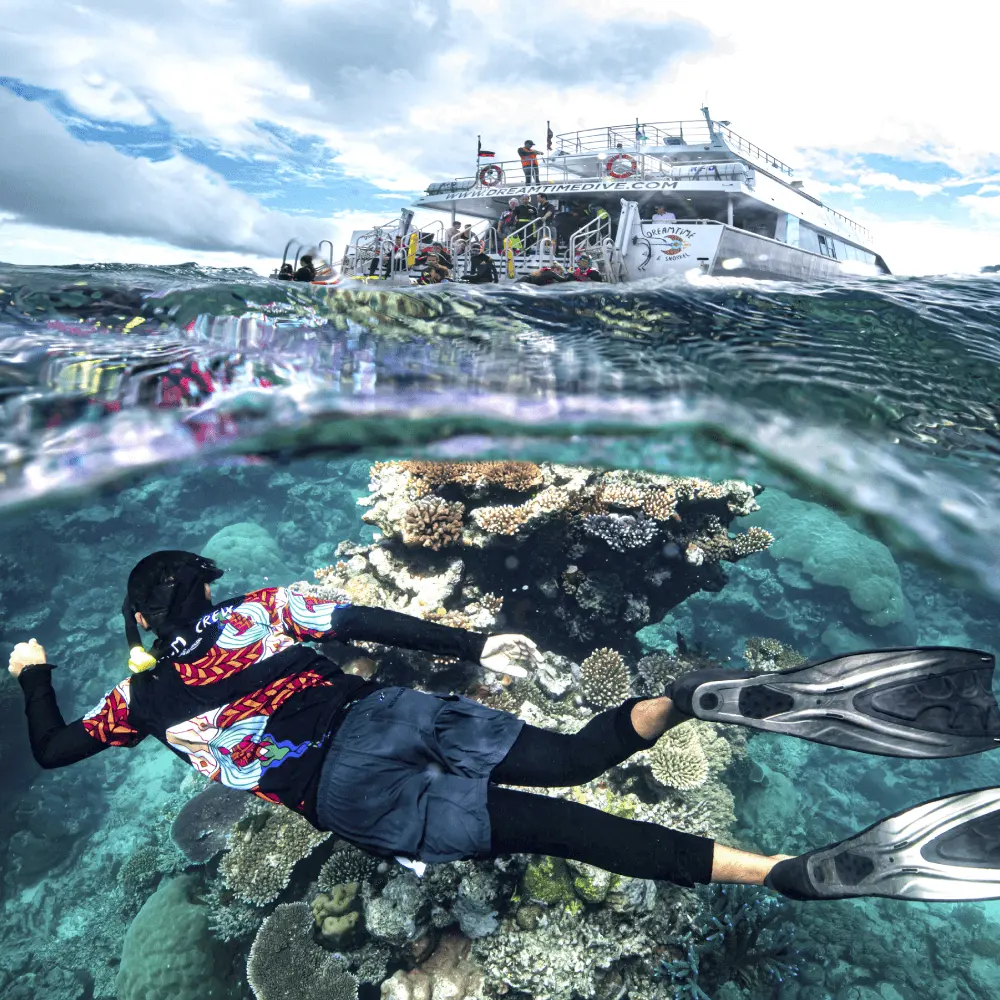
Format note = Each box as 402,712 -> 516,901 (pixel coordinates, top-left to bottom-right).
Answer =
9,551 -> 1000,902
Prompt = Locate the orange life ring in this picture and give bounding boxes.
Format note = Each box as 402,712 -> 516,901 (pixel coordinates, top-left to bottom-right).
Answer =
478,164 -> 504,187
606,153 -> 637,179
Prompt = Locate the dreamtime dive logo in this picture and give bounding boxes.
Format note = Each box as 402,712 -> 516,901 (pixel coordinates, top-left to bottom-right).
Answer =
662,233 -> 691,256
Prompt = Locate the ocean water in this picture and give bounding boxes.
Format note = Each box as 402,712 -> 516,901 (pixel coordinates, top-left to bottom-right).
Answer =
0,261 -> 999,1000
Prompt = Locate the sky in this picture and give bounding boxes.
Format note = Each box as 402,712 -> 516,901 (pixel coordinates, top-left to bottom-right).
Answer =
0,0 -> 997,276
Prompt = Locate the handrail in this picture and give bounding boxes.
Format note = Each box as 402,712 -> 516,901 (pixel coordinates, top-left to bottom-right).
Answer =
318,240 -> 333,269
568,213 -> 612,268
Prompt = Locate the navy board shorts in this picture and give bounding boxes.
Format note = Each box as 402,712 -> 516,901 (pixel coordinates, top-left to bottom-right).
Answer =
316,687 -> 524,863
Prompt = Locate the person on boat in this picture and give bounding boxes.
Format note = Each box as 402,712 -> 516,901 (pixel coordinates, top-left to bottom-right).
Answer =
651,203 -> 677,223
12,551 -> 1000,903
517,140 -> 541,183
520,262 -> 570,286
453,223 -> 474,256
276,263 -> 294,281
462,243 -> 499,284
535,193 -> 556,231
293,254 -> 317,282
444,221 -> 462,246
512,197 -> 537,249
572,254 -> 603,282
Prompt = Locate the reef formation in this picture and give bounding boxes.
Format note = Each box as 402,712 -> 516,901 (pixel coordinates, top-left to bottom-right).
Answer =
189,460 -> 775,999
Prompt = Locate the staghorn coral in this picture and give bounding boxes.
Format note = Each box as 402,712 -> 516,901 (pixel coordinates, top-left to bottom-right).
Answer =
247,903 -> 359,1000
117,845 -> 179,913
319,842 -> 380,890
580,647 -> 631,708
219,803 -> 331,906
744,636 -> 806,672
401,497 -> 464,550
656,885 -> 798,998
582,512 -> 659,551
648,726 -> 710,792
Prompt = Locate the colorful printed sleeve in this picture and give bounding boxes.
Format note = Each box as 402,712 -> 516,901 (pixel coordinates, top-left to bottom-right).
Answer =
81,677 -> 145,748
272,587 -> 352,642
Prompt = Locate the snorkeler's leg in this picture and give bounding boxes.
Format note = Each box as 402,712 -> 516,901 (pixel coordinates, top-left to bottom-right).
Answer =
491,697 -> 686,787
487,786 -> 782,886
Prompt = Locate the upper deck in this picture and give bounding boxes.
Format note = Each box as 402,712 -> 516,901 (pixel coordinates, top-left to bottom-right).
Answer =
415,109 -> 874,250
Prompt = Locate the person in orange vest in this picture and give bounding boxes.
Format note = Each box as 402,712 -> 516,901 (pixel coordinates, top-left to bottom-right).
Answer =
517,140 -> 541,183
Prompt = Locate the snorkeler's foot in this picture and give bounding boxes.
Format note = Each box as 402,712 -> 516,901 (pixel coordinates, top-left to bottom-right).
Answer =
765,787 -> 1000,901
668,647 -> 1000,758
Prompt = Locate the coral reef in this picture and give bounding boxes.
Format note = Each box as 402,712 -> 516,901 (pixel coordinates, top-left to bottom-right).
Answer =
580,646 -> 632,707
655,885 -> 798,999
743,636 -> 806,673
247,903 -> 359,1000
117,844 -> 180,913
744,489 -> 906,627
316,461 -> 769,659
380,932 -> 485,1000
636,651 -> 677,695
219,803 -> 331,905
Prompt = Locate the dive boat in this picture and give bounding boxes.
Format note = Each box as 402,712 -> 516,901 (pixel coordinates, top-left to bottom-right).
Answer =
322,108 -> 891,285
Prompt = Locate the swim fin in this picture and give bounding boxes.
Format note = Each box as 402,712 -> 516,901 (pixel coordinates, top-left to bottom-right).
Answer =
765,786 -> 1000,901
670,647 -> 1000,757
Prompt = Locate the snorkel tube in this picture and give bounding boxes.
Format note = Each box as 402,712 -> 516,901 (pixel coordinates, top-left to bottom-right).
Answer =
123,552 -> 224,673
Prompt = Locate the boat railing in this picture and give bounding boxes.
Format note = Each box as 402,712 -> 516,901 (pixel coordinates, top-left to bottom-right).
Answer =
552,120 -> 794,176
461,156 -> 758,189
568,213 -> 613,273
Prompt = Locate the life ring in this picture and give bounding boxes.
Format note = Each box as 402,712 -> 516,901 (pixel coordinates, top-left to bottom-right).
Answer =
606,153 -> 637,179
478,164 -> 504,187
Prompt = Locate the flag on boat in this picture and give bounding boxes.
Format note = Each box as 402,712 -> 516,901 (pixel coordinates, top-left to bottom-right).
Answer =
477,138 -> 495,158
546,124 -> 554,151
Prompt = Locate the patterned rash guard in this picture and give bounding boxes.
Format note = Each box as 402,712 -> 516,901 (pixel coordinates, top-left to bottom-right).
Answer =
17,588 -> 489,827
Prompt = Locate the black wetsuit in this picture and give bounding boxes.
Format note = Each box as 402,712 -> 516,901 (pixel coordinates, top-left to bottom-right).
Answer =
18,587 -> 713,885
465,253 -> 499,284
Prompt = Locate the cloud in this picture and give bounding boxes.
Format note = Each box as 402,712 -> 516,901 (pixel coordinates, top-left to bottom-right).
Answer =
0,90 -> 335,256
856,171 -> 942,198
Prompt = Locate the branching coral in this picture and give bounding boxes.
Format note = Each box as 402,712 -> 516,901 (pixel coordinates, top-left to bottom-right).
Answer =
648,725 -> 710,791
247,903 -> 359,1000
219,804 -> 331,906
401,497 -> 464,550
637,652 -> 677,695
580,647 -> 631,707
656,885 -> 798,998
582,512 -> 659,552
318,842 -> 380,890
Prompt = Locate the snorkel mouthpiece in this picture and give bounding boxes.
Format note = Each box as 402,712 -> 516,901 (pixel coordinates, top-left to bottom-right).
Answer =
128,646 -> 157,673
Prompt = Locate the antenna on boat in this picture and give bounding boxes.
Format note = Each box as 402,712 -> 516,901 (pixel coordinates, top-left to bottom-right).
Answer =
700,104 -> 714,138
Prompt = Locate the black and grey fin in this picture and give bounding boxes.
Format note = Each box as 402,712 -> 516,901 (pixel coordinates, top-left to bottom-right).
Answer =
766,786 -> 1000,901
670,647 -> 1000,758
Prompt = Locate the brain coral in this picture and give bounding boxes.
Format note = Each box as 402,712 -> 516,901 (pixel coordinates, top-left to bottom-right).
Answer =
745,490 -> 906,627
117,875 -> 236,1000
202,521 -> 289,591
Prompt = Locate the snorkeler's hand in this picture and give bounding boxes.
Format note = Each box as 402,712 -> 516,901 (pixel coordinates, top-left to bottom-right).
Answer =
480,634 -> 543,679
8,638 -> 48,678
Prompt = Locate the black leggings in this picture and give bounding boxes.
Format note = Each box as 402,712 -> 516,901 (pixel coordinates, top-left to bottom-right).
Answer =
486,699 -> 715,886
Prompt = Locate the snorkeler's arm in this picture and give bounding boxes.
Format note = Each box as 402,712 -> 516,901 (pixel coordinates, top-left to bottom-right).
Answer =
17,667 -> 113,768
275,588 -> 488,659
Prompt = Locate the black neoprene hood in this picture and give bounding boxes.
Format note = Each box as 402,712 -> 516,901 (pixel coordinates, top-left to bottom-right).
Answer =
124,550 -> 224,641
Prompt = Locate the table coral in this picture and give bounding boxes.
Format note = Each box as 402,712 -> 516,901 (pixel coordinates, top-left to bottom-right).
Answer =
247,903 -> 359,1000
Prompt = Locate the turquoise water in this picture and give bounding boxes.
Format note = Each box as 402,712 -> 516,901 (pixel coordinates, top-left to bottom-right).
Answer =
0,263 -> 999,999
